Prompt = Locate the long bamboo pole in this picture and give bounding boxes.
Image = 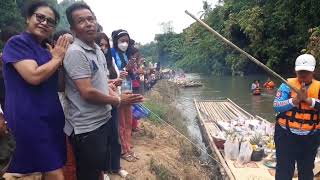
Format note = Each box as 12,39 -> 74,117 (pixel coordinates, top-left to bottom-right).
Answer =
185,10 -> 299,93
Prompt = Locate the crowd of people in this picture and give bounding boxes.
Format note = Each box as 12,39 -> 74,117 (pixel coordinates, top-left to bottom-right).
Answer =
0,1 -> 161,180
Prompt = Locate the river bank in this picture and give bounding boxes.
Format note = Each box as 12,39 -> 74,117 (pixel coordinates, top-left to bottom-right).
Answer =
3,80 -> 221,180
111,80 -> 221,179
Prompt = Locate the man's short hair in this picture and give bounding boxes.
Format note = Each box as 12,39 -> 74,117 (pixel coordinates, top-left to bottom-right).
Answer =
66,2 -> 93,26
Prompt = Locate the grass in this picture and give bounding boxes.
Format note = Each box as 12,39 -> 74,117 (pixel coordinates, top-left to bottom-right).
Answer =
149,158 -> 178,180
144,80 -> 223,179
143,100 -> 168,123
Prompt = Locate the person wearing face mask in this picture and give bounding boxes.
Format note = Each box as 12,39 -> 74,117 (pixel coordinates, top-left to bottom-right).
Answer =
273,54 -> 320,180
111,29 -> 139,162
1,1 -> 69,179
95,32 -> 129,178
63,3 -> 143,179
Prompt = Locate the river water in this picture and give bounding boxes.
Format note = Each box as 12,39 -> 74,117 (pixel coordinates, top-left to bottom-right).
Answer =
174,73 -> 280,159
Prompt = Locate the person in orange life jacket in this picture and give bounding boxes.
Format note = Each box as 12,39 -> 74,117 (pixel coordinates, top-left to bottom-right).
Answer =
263,77 -> 275,89
251,80 -> 261,93
273,54 -> 320,180
111,29 -> 139,162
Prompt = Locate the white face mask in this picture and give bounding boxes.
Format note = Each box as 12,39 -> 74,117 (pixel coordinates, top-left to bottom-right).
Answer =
118,42 -> 128,52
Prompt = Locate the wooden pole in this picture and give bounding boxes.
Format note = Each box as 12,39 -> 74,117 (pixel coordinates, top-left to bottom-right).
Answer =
185,10 -> 299,93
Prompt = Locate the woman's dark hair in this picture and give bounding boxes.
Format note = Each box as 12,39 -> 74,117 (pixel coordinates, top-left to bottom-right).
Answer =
128,47 -> 139,59
126,39 -> 136,58
0,26 -> 19,42
66,2 -> 93,26
97,23 -> 103,33
53,29 -> 72,42
26,1 -> 60,24
96,32 -> 118,79
95,32 -> 108,45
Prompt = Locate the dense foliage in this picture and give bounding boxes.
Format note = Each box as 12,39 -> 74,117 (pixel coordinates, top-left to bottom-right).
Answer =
141,0 -> 320,75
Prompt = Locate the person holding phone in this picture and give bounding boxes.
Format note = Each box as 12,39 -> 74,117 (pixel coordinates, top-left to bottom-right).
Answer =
111,29 -> 139,162
64,3 -> 143,179
96,32 -> 129,178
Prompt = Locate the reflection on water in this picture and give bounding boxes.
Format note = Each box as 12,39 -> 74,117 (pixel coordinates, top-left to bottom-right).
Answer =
177,73 -> 278,121
175,73 -> 279,158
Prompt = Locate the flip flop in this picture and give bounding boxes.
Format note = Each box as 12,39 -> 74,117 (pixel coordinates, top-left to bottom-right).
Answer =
121,153 -> 136,162
129,151 -> 140,160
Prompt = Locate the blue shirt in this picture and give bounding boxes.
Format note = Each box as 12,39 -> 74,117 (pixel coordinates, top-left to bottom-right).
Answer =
273,82 -> 320,135
2,32 -> 66,173
111,48 -> 128,70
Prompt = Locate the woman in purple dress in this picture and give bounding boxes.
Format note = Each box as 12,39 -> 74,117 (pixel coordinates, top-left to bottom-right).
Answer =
1,1 -> 69,179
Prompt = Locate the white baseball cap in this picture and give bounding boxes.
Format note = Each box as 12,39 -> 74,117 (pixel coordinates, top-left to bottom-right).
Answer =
295,54 -> 316,72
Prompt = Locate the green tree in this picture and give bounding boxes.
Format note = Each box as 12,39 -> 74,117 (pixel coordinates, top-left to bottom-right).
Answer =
0,0 -> 24,48
142,0 -> 320,76
140,42 -> 158,63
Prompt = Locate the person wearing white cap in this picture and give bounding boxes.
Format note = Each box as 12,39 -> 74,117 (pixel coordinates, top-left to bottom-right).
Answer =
273,54 -> 320,179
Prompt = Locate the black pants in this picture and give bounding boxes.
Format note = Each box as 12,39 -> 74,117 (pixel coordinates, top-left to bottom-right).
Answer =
71,120 -> 112,180
274,124 -> 320,180
105,107 -> 121,172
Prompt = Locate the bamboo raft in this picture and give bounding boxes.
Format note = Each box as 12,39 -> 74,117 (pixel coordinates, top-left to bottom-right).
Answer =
194,99 -> 320,180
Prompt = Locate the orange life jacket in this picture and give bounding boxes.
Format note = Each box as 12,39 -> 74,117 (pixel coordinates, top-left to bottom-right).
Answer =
253,88 -> 261,95
265,81 -> 275,89
277,78 -> 320,132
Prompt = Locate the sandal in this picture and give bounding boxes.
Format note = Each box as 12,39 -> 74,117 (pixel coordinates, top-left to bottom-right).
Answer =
121,153 -> 136,162
129,151 -> 140,160
132,128 -> 142,132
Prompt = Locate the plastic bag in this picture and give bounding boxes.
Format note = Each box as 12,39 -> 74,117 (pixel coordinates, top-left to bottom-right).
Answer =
224,136 -> 240,160
266,124 -> 274,136
132,104 -> 151,119
237,140 -> 253,164
224,136 -> 232,159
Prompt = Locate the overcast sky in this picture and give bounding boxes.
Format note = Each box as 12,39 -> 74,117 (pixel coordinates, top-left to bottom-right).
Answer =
61,0 -> 218,44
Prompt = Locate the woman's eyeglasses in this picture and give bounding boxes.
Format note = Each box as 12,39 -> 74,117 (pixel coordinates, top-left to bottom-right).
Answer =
33,13 -> 57,27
